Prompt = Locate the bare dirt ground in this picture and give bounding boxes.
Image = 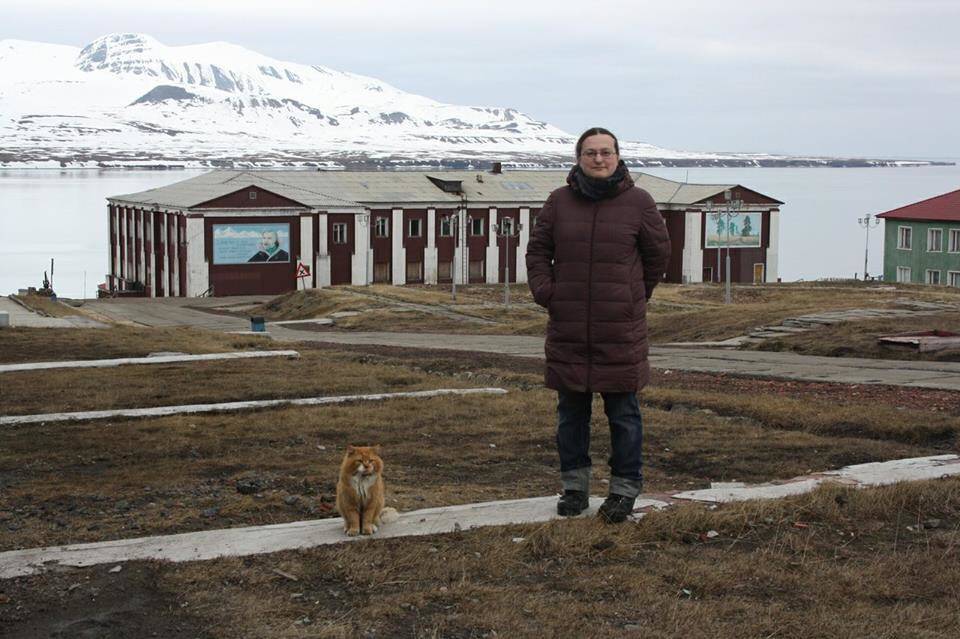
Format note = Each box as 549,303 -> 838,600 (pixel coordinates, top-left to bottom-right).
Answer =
2,322 -> 960,637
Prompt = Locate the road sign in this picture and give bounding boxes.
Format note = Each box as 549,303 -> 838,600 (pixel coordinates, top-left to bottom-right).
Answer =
296,262 -> 310,278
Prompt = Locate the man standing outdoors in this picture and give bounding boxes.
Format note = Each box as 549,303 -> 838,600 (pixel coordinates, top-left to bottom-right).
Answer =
526,127 -> 671,523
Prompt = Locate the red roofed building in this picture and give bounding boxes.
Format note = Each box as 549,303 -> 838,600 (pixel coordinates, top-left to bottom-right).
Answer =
877,188 -> 960,287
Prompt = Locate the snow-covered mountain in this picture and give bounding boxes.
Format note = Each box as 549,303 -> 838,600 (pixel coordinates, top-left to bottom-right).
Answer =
0,34 -> 942,169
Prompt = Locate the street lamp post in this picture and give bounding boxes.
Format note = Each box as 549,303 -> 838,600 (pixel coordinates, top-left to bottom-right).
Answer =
723,191 -> 742,304
707,191 -> 742,302
493,217 -> 522,307
857,214 -> 881,280
441,211 -> 472,301
441,212 -> 459,301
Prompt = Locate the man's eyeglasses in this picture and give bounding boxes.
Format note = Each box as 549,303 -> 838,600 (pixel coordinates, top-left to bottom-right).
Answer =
581,149 -> 617,159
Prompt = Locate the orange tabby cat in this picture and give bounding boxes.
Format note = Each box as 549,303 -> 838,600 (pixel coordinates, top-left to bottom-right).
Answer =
336,445 -> 387,536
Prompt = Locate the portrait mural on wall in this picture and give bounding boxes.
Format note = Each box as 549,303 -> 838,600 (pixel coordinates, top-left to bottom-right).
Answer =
212,223 -> 291,264
705,212 -> 761,249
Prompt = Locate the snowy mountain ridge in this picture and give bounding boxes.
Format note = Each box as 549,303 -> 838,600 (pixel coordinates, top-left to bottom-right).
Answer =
0,34 -> 943,169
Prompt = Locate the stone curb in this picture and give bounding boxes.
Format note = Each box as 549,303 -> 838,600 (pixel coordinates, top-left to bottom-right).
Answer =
1,454 -> 956,579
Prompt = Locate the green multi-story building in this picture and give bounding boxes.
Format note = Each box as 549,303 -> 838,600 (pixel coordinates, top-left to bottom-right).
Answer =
877,188 -> 960,287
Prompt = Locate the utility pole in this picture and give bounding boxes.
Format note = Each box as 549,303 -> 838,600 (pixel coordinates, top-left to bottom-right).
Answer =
722,190 -> 742,305
493,217 -> 522,307
857,214 -> 881,280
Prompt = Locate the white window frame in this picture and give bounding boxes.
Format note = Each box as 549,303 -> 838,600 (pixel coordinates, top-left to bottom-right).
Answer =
927,228 -> 943,252
332,223 -> 348,245
896,266 -> 911,283
897,226 -> 912,250
925,269 -> 941,285
374,217 -> 389,238
408,218 -> 422,238
439,216 -> 453,237
948,229 -> 960,253
470,217 -> 484,236
948,271 -> 960,288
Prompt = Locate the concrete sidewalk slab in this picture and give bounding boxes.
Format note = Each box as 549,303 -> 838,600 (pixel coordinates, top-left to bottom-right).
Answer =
0,350 -> 300,373
0,298 -> 74,328
2,455 -> 956,579
0,387 -> 509,426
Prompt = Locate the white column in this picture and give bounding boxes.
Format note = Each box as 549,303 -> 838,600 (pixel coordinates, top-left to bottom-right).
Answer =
171,215 -> 180,297
315,213 -> 331,288
766,209 -> 780,283
185,216 -> 209,296
352,213 -> 371,285
111,208 -> 119,283
146,211 -> 156,297
517,207 -> 530,283
161,213 -> 170,297
425,208 -> 438,285
454,207 -> 468,285
485,207 -> 499,284
392,208 -> 405,286
682,210 -> 704,284
137,211 -> 145,286
299,215 -> 314,289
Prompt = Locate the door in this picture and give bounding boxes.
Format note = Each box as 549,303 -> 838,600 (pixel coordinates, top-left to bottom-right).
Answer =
753,263 -> 765,284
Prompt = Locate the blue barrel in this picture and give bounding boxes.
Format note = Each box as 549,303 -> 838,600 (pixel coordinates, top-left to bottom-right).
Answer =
250,316 -> 266,332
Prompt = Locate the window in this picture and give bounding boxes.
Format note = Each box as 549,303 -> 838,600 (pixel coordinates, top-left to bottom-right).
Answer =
949,229 -> 960,253
530,214 -> 538,229
438,261 -> 453,280
469,260 -> 484,280
406,261 -> 423,282
499,217 -> 515,235
949,271 -> 960,288
896,266 -> 911,283
898,226 -> 912,250
249,190 -> 257,200
408,218 -> 422,238
374,217 -> 389,238
373,262 -> 390,283
439,216 -> 453,237
927,228 -> 943,252
926,269 -> 941,285
470,217 -> 484,236
332,223 -> 348,245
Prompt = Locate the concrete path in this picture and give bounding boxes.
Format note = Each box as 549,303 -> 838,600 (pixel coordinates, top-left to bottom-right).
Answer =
0,298 -> 104,328
82,299 -> 960,391
0,350 -> 300,374
2,454 -> 956,579
1,387 -> 508,426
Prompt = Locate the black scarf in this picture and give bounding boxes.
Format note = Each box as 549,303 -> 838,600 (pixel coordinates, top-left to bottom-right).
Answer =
567,160 -> 629,201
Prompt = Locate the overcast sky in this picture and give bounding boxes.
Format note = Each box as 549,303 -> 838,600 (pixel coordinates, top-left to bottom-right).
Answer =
6,0 -> 959,159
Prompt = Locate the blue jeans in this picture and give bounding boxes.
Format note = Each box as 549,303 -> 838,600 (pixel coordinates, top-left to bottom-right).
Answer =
556,390 -> 644,498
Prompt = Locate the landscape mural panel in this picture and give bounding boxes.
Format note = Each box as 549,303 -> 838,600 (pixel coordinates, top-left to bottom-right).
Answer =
705,213 -> 761,249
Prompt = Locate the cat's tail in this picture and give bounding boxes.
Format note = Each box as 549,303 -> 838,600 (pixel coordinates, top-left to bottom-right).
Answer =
380,507 -> 400,524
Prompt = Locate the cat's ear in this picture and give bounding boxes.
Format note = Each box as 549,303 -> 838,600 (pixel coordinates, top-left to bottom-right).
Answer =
373,444 -> 382,455
346,445 -> 356,454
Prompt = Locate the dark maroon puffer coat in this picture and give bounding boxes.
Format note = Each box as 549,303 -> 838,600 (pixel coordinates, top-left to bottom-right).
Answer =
525,171 -> 671,392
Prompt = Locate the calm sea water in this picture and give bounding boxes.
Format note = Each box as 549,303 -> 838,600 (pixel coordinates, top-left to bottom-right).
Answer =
2,165 -> 959,299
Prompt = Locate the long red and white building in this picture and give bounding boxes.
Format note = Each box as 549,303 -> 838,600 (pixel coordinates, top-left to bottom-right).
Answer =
106,168 -> 783,297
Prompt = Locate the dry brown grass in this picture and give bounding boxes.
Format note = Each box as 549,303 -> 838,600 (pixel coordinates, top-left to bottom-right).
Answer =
3,325 -> 960,637
752,311 -> 960,361
9,294 -> 84,318
0,326 -> 270,364
64,478 -> 958,638
249,281 -> 960,346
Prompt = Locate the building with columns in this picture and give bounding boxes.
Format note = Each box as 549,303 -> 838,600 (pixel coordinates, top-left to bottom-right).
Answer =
105,168 -> 782,297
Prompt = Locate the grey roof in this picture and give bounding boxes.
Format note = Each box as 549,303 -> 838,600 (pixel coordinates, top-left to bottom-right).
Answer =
109,171 -> 361,209
109,168 -> 780,209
